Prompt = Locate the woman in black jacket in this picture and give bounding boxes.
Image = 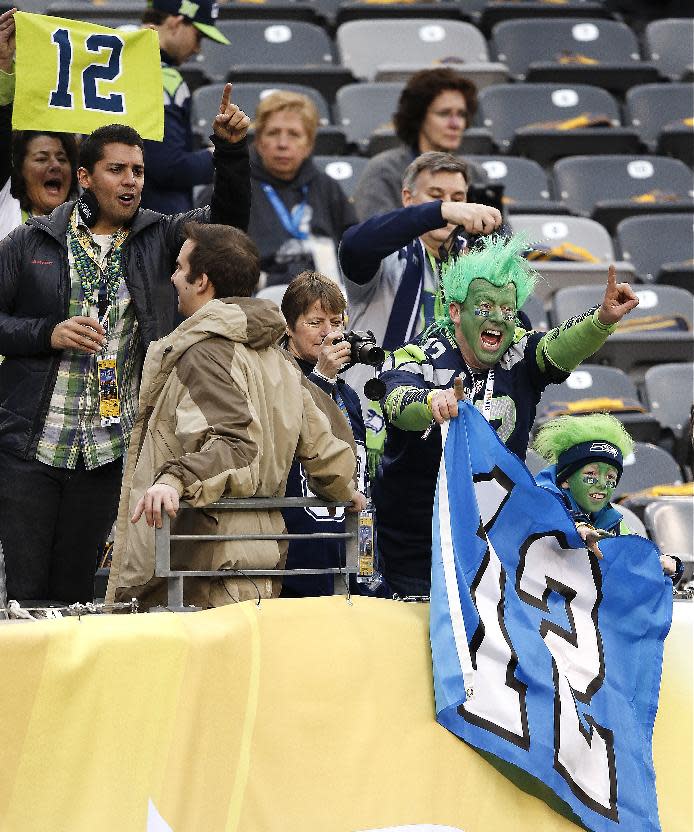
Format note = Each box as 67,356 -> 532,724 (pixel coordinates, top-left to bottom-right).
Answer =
248,90 -> 356,288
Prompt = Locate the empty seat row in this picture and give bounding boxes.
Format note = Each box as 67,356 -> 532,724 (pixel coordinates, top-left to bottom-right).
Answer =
306,151 -> 693,234
191,79 -> 694,170
28,7 -> 694,93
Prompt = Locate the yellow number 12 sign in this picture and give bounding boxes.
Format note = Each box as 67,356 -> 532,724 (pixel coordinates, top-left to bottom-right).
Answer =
13,12 -> 164,141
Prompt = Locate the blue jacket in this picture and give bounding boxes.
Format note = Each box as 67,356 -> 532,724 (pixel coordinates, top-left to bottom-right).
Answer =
140,52 -> 215,215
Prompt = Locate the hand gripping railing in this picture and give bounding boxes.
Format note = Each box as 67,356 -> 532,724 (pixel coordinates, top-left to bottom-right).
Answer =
154,496 -> 358,611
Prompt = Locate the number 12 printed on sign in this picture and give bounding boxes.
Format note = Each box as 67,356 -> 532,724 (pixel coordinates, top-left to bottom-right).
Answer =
50,28 -> 125,114
13,12 -> 163,140
430,403 -> 671,832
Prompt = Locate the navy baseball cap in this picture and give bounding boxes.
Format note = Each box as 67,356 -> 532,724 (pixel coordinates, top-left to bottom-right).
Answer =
149,0 -> 230,44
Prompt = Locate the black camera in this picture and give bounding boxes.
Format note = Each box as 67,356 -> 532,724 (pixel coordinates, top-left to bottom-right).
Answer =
338,330 -> 385,368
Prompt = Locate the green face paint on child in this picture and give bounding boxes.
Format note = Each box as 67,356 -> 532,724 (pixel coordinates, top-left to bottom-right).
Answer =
454,279 -> 517,369
565,462 -> 619,515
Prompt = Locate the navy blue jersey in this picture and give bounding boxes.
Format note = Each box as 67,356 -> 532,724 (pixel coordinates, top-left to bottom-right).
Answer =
373,326 -> 568,581
282,359 -> 366,597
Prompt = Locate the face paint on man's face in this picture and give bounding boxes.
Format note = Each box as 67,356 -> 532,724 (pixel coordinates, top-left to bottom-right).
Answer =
454,278 -> 517,369
565,462 -> 619,514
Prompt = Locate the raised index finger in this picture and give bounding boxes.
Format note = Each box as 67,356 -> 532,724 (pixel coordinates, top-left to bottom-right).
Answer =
606,264 -> 616,288
219,82 -> 232,113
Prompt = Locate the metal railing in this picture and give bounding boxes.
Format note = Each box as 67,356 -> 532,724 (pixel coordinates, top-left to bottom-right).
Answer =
154,496 -> 358,611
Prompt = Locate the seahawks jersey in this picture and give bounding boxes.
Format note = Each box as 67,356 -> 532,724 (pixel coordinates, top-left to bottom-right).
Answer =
373,326 -> 568,581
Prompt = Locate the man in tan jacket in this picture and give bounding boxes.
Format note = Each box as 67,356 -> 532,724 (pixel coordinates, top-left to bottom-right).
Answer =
106,222 -> 360,609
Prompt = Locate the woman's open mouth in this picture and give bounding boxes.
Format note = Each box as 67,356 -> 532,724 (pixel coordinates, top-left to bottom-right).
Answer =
43,177 -> 65,196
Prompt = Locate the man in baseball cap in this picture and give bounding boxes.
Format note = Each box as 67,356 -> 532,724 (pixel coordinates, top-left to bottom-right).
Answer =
140,0 -> 232,213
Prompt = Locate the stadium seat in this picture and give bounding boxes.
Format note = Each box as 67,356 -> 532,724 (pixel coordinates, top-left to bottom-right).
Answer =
336,19 -> 488,81
644,18 -> 694,81
535,364 -> 660,443
46,1 -> 144,21
191,82 -> 346,154
255,283 -> 290,305
614,443 -> 683,500
333,1 -> 464,29
509,214 -> 635,301
478,0 -> 611,36
336,19 -> 505,84
372,63 -> 509,91
465,156 -> 563,214
215,1 -> 320,26
491,18 -> 659,93
643,363 -> 694,438
313,155 -> 369,199
615,213 -> 694,291
524,448 -> 546,476
616,504 -> 647,539
519,294 -> 548,331
625,84 -> 694,168
643,500 -> 693,579
334,82 -> 403,150
553,155 -> 694,232
195,20 -> 354,101
551,284 -> 694,372
478,84 -> 641,164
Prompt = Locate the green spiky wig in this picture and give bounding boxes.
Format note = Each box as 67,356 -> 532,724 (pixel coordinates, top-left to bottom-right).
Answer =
435,233 -> 538,334
533,413 -> 634,464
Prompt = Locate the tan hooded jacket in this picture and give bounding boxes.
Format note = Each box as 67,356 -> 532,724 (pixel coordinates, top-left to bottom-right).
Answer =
105,297 -> 357,609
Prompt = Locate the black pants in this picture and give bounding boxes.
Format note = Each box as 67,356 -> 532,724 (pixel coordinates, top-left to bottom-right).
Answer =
0,450 -> 122,604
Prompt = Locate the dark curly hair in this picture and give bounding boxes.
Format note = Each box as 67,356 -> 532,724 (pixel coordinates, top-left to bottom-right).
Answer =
10,131 -> 79,212
393,68 -> 479,148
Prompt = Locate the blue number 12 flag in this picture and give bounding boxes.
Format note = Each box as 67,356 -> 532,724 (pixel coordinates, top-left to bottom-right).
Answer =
430,403 -> 672,832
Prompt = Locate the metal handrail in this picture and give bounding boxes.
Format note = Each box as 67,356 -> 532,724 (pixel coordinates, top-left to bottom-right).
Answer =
154,497 -> 358,611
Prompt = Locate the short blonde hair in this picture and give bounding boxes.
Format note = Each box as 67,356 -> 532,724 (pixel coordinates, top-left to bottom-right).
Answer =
253,91 -> 319,145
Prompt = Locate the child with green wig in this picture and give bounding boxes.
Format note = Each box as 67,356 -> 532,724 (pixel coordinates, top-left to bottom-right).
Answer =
533,413 -> 682,580
374,232 -> 642,597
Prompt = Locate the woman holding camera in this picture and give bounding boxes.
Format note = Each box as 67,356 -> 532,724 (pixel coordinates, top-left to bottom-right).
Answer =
279,272 -> 367,597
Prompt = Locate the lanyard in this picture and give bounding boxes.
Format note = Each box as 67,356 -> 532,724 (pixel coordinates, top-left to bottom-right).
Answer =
480,369 -> 495,422
261,183 -> 310,240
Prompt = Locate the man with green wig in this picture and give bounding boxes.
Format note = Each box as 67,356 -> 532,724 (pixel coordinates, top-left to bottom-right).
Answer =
533,412 -> 682,580
373,232 -> 640,597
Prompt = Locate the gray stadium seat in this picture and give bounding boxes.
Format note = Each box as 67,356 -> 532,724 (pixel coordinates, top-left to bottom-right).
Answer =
616,214 -> 694,291
625,84 -> 694,168
255,284 -> 290,305
478,84 -> 641,164
553,155 -> 694,232
644,18 -> 694,81
520,294 -> 548,331
479,0 -> 611,36
509,214 -> 635,302
334,82 -> 403,150
551,283 -> 694,372
195,20 -> 353,101
616,504 -> 647,539
524,448 -> 546,476
191,82 -> 331,134
614,442 -> 683,499
644,363 -> 694,438
535,364 -> 660,443
643,500 -> 693,580
47,1 -> 144,21
191,82 -> 346,154
336,19 -> 491,82
313,155 -> 369,199
333,1 -> 469,29
491,18 -> 659,92
466,156 -> 562,214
